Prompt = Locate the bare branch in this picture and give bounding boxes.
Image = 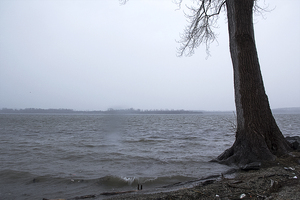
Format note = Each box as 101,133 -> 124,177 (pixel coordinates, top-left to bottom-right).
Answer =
177,0 -> 226,57
119,0 -> 128,5
253,0 -> 274,20
172,0 -> 183,10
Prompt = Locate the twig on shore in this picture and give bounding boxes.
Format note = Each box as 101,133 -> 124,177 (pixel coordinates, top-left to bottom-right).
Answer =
100,190 -> 137,196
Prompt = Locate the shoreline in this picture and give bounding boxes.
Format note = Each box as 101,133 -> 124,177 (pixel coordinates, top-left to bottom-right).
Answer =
104,155 -> 299,200
43,153 -> 300,200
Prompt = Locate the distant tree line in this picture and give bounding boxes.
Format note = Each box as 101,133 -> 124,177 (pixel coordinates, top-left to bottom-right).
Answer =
0,108 -> 203,115
105,108 -> 203,114
0,108 -> 74,114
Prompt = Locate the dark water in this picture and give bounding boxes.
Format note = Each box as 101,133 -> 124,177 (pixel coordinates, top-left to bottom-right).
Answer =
0,113 -> 299,199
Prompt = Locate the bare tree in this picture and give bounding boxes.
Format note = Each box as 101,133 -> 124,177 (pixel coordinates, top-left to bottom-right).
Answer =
120,0 -> 292,168
216,0 -> 291,168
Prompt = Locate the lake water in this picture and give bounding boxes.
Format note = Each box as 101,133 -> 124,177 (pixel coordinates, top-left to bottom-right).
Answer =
0,113 -> 299,199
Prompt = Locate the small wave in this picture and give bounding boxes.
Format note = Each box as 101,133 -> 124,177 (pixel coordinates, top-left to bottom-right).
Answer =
96,175 -> 139,187
124,138 -> 166,144
95,175 -> 194,189
0,169 -> 88,185
0,169 -> 34,182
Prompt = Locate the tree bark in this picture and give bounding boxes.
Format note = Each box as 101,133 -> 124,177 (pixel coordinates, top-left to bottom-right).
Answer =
216,0 -> 292,168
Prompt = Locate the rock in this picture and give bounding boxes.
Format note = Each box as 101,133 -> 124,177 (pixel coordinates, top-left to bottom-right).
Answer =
268,179 -> 280,193
286,136 -> 300,151
240,162 -> 261,170
202,179 -> 215,186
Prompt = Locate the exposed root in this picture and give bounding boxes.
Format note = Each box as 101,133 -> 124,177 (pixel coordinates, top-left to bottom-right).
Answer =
212,128 -> 295,169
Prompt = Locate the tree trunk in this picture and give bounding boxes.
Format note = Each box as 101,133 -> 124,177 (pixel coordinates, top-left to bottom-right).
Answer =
216,0 -> 292,168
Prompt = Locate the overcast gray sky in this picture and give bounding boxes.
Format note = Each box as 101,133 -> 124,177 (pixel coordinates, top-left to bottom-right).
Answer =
0,0 -> 299,111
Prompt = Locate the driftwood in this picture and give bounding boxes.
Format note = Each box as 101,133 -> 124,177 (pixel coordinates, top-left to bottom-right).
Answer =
43,198 -> 66,200
43,194 -> 96,200
100,190 -> 137,196
73,195 -> 96,199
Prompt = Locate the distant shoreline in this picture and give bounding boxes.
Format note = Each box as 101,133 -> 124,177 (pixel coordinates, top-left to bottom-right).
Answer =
0,107 -> 299,115
0,108 -> 204,115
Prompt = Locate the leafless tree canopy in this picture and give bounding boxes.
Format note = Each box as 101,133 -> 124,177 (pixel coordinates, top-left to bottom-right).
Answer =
177,0 -> 226,56
119,0 -> 268,57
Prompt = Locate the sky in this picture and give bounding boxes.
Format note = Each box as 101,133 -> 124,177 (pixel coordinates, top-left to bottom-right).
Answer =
0,0 -> 299,111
